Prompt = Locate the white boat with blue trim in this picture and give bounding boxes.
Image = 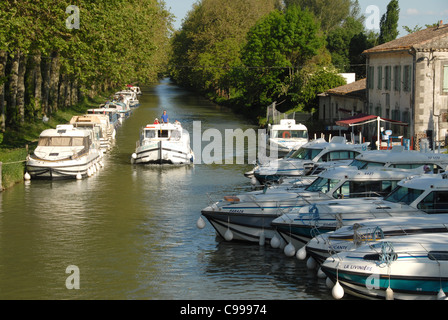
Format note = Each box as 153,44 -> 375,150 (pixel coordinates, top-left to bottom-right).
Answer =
252,136 -> 370,184
321,233 -> 448,300
272,173 -> 448,251
200,167 -> 422,244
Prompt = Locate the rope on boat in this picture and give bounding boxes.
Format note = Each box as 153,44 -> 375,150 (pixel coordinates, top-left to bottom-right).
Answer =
378,242 -> 397,267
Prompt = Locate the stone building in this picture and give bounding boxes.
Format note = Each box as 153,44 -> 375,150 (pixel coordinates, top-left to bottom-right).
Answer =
363,22 -> 448,149
318,78 -> 366,131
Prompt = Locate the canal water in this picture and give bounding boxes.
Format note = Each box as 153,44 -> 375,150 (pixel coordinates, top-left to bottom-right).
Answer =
0,79 -> 334,301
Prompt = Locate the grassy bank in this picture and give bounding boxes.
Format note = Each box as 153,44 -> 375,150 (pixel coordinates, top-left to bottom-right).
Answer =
0,93 -> 112,190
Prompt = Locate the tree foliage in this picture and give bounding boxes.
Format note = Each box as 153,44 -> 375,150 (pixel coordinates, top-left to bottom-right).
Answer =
0,0 -> 172,131
379,0 -> 400,44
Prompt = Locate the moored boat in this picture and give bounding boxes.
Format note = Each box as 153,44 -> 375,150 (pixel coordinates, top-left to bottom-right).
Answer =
321,233 -> 448,300
252,137 -> 370,184
265,119 -> 309,157
271,173 -> 448,251
200,167 -> 422,245
131,121 -> 194,165
25,124 -> 103,180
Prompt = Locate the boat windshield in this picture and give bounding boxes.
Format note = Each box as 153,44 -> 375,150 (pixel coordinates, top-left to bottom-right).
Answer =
289,148 -> 323,160
38,137 -> 87,147
305,177 -> 340,193
145,130 -> 157,139
349,159 -> 384,169
332,180 -> 399,199
384,186 -> 424,205
272,130 -> 308,139
417,191 -> 448,214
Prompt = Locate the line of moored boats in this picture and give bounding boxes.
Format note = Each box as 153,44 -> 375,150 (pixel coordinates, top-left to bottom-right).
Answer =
24,87 -> 141,180
197,136 -> 448,300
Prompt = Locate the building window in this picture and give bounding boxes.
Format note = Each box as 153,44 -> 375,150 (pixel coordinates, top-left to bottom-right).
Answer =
394,65 -> 401,92
368,66 -> 375,89
443,65 -> 448,94
403,65 -> 412,92
385,66 -> 392,90
377,66 -> 383,90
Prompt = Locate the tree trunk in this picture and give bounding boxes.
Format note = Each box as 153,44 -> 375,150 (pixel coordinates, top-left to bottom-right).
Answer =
17,53 -> 27,124
41,55 -> 51,116
33,54 -> 43,119
8,50 -> 20,126
0,50 -> 7,131
48,51 -> 60,113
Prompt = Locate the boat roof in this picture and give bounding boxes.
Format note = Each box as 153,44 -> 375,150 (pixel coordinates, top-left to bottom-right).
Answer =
70,115 -> 108,124
271,119 -> 308,130
397,173 -> 448,190
302,137 -> 370,150
144,123 -> 182,130
39,125 -> 91,137
318,167 -> 422,181
88,108 -> 118,114
356,148 -> 448,163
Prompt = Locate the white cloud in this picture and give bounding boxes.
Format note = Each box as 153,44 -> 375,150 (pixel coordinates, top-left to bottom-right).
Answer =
406,8 -> 420,15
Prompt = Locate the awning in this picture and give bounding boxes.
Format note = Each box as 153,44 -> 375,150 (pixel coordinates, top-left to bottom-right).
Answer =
336,114 -> 408,128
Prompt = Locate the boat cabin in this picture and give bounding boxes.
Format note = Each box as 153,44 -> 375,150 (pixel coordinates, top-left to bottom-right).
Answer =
142,123 -> 183,141
268,119 -> 308,140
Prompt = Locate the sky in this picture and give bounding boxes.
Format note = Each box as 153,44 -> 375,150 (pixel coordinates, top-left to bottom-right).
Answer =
163,0 -> 448,35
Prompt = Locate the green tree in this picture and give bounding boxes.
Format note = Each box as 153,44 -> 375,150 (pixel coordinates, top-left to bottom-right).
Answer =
234,6 -> 325,116
169,0 -> 279,96
284,0 -> 352,33
378,0 -> 400,44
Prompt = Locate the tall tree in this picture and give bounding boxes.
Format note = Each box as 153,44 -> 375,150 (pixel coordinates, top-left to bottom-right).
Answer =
233,6 -> 326,115
284,0 -> 352,33
378,0 -> 400,44
169,0 -> 280,96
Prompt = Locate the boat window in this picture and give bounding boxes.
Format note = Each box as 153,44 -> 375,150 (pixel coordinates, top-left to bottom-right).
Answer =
159,130 -> 169,138
333,180 -> 398,199
290,148 -> 323,160
417,191 -> 448,214
384,186 -> 424,205
319,151 -> 360,162
305,177 -> 340,193
172,129 -> 182,140
428,251 -> 448,261
37,137 -> 88,147
349,159 -> 368,169
274,130 -> 308,139
145,130 -> 156,139
350,159 -> 386,169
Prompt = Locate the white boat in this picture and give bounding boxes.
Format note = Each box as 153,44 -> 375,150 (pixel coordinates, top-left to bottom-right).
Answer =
25,124 -> 103,180
87,108 -> 121,131
266,119 -> 308,157
70,115 -> 115,152
200,167 -> 421,244
271,173 -> 448,251
101,100 -> 131,123
252,137 -> 370,184
127,85 -> 142,95
321,233 -> 448,300
115,90 -> 140,108
306,215 -> 448,265
350,146 -> 448,172
131,122 -> 194,165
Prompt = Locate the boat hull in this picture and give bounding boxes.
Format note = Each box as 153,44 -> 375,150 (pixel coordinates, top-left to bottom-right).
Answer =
133,141 -> 193,165
201,209 -> 281,243
26,154 -> 101,180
